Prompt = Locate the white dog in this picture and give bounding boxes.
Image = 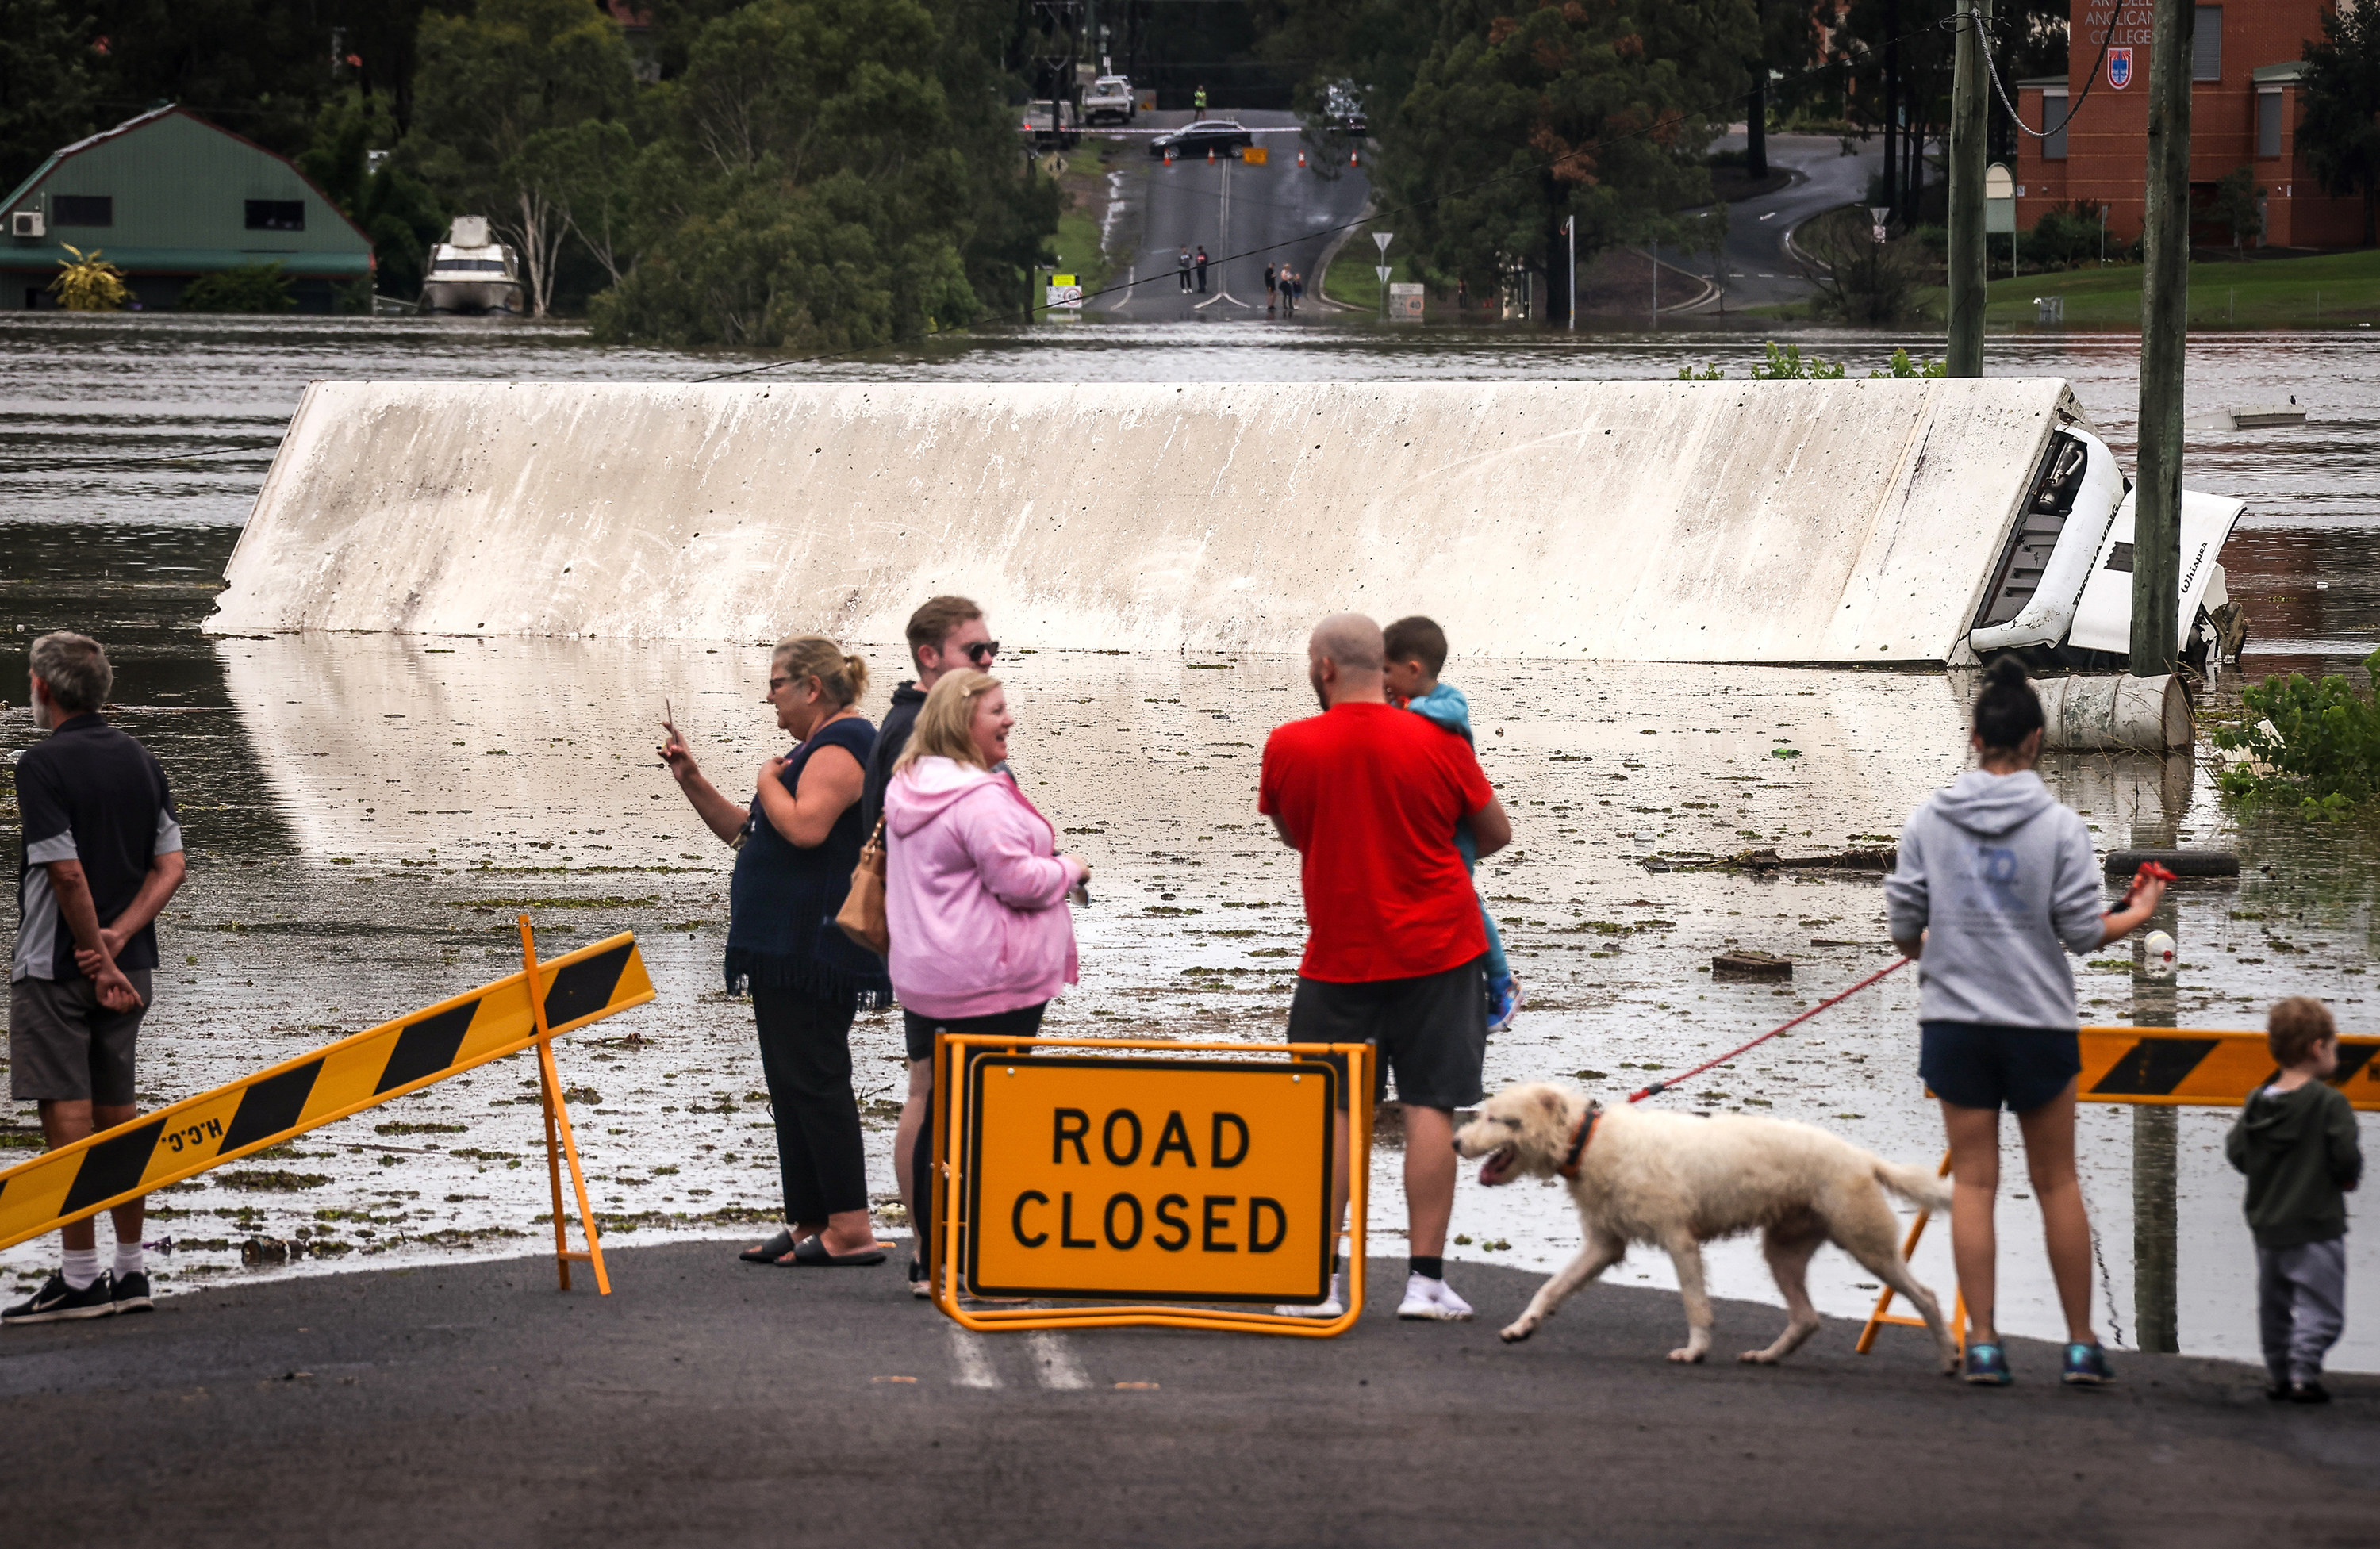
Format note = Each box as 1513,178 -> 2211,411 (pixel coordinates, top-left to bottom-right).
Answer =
1453,1083 -> 1957,1370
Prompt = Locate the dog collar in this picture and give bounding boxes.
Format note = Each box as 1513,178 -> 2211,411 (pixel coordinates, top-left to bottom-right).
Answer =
1557,1101 -> 1601,1180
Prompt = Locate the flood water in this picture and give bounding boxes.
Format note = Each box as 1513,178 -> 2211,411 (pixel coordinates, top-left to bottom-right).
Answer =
5,312 -> 2378,1371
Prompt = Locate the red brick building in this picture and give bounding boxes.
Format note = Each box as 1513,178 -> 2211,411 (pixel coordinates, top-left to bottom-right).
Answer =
2015,1 -> 2366,249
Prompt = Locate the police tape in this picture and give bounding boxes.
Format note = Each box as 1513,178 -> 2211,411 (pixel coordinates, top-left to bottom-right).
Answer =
0,932 -> 653,1253
2079,1026 -> 2380,1110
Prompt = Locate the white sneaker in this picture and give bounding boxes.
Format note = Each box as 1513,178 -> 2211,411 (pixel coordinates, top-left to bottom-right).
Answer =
1275,1272 -> 1345,1318
1398,1274 -> 1474,1321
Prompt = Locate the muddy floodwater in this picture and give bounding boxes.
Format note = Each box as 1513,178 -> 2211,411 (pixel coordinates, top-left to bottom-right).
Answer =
5,312 -> 2378,1371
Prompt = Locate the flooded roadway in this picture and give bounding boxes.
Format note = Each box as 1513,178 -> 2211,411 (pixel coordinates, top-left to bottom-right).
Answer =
4,312 -> 2377,1370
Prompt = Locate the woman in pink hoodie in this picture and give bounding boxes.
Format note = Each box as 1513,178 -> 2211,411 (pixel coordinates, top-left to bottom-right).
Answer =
885,669 -> 1088,1288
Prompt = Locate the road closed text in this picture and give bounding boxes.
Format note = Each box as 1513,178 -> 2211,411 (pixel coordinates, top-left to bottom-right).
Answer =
965,1059 -> 1336,1302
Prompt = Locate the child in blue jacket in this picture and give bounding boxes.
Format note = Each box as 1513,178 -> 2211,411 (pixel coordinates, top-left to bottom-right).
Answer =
1384,616 -> 1520,1030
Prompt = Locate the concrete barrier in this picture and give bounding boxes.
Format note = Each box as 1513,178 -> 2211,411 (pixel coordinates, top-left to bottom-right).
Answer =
209,378 -> 2095,662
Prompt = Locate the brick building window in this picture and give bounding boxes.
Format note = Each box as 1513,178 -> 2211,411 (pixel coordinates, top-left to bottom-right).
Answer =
2257,89 -> 2282,156
51,194 -> 111,226
2044,92 -> 2069,159
244,200 -> 305,231
2194,6 -> 2222,80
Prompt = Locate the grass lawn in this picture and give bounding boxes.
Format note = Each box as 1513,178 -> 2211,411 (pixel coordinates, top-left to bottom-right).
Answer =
1037,139 -> 1127,307
1940,247 -> 2380,329
1322,219 -> 1422,309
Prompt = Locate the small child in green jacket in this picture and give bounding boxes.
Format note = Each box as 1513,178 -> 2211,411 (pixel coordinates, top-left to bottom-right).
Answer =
2226,996 -> 2363,1404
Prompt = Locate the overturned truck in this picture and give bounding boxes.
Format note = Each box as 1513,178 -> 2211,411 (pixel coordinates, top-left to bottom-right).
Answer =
207,378 -> 2241,667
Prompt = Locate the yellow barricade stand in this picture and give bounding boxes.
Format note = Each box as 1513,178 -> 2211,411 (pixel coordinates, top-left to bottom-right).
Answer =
0,918 -> 649,1294
931,1034 -> 1375,1336
1860,1025 -> 2380,1355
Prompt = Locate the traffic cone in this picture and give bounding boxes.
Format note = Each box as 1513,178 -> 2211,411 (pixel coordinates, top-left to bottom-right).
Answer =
1207,146 -> 1215,164
1297,149 -> 1306,168
1349,150 -> 1360,167
1164,149 -> 1173,166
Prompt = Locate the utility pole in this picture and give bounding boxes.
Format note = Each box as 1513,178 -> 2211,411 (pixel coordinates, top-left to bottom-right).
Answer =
1946,0 -> 1990,377
1881,0 -> 1899,225
2132,0 -> 2193,675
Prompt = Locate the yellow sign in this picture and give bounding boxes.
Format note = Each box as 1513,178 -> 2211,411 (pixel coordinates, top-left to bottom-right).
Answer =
1242,146 -> 1269,165
964,1056 -> 1336,1302
0,932 -> 652,1253
2079,1026 -> 2380,1110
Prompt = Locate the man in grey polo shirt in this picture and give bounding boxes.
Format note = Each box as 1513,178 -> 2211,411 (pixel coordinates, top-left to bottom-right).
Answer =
5,632 -> 186,1325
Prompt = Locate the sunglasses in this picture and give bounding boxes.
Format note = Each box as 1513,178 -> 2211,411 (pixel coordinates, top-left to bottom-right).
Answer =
962,640 -> 1000,665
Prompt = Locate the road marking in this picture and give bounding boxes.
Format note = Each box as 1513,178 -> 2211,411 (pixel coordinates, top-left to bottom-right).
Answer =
1027,1332 -> 1092,1390
1759,210 -> 1779,220
945,1324 -> 1003,1389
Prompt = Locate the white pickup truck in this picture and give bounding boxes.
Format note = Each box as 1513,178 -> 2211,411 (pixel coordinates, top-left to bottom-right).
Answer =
1967,420 -> 2245,672
1081,75 -> 1135,125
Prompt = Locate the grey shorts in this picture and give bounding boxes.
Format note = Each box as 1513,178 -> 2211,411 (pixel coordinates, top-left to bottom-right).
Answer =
1288,957 -> 1488,1113
9,971 -> 150,1104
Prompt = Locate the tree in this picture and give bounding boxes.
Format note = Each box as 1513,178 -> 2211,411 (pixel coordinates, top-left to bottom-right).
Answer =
1382,0 -> 1757,320
2299,0 -> 2380,247
589,0 -> 1027,348
2209,166 -> 2263,255
408,0 -> 639,316
1797,203 -> 1921,324
298,90 -> 449,301
0,0 -> 102,194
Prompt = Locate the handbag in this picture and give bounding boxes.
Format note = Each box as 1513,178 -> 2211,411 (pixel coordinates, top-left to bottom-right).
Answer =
835,816 -> 890,957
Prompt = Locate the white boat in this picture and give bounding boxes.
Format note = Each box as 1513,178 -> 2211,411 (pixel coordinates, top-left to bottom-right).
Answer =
419,216 -> 523,314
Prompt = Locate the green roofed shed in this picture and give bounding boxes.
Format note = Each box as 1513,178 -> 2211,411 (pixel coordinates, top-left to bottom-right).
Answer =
1,105 -> 373,312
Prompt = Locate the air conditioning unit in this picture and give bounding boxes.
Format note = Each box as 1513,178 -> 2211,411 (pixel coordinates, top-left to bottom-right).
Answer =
10,209 -> 44,239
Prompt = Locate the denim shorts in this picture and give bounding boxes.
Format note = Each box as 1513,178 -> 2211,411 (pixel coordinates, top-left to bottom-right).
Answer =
1919,1020 -> 2082,1113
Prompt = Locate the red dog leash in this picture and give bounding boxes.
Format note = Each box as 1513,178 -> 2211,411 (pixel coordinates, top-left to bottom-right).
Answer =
1626,958 -> 1912,1105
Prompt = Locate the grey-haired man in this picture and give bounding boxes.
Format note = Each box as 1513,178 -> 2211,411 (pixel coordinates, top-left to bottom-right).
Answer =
4,632 -> 186,1325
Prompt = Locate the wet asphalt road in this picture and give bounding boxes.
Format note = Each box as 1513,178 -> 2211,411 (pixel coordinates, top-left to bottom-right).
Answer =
1672,132 -> 1887,314
1097,111 -> 1373,320
3,1241 -> 2370,1546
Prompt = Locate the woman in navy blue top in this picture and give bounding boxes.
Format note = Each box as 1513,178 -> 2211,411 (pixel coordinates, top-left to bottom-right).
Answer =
661,635 -> 892,1266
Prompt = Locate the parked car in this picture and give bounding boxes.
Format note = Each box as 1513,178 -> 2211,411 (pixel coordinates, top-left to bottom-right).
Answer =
1322,81 -> 1369,136
1020,99 -> 1081,151
1149,119 -> 1254,159
1082,75 -> 1135,125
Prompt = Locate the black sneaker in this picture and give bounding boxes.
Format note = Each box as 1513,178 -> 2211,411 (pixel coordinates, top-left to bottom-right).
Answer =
2289,1380 -> 2332,1405
112,1270 -> 153,1314
3,1271 -> 116,1325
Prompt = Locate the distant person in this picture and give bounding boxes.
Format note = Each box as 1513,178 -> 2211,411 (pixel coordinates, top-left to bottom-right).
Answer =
858,596 -> 996,1295
1177,246 -> 1192,292
1194,246 -> 1209,294
1194,84 -> 1207,113
1382,616 -> 1521,1033
660,635 -> 892,1269
1261,613 -> 1510,1322
1265,263 -> 1277,310
1885,659 -> 2166,1386
884,670 -> 1088,1295
2228,996 -> 2361,1404
3,632 -> 186,1326
1288,269 -> 1303,312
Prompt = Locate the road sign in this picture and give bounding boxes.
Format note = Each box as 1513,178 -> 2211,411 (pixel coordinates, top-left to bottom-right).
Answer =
1372,232 -> 1393,255
1375,265 -> 1392,286
1985,163 -> 2016,235
1242,146 -> 1268,165
932,1035 -> 1374,1336
1388,282 -> 1424,320
0,930 -> 652,1257
1045,274 -> 1083,310
967,1056 -> 1336,1302
2079,1026 -> 2380,1109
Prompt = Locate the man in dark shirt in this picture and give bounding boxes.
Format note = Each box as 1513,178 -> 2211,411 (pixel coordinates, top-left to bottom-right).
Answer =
858,595 -> 995,1294
6,633 -> 186,1325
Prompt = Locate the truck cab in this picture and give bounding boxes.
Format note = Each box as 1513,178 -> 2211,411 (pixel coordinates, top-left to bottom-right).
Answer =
1082,76 -> 1135,125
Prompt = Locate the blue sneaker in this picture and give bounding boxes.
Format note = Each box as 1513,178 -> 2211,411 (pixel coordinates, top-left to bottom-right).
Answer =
1486,975 -> 1523,1033
1961,1342 -> 2012,1386
2062,1342 -> 2114,1386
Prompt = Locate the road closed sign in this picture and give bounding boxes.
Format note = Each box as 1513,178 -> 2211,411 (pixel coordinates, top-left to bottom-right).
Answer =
964,1056 -> 1337,1302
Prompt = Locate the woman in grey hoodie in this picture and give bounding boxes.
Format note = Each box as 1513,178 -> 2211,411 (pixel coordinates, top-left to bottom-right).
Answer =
1886,660 -> 2167,1387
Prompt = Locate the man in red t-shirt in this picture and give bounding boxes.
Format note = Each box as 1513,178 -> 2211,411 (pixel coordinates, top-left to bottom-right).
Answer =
1259,612 -> 1510,1322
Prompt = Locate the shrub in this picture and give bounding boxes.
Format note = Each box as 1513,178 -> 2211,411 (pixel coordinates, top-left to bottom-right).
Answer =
48,244 -> 128,310
180,263 -> 297,313
1798,205 -> 1923,325
2213,650 -> 2380,817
